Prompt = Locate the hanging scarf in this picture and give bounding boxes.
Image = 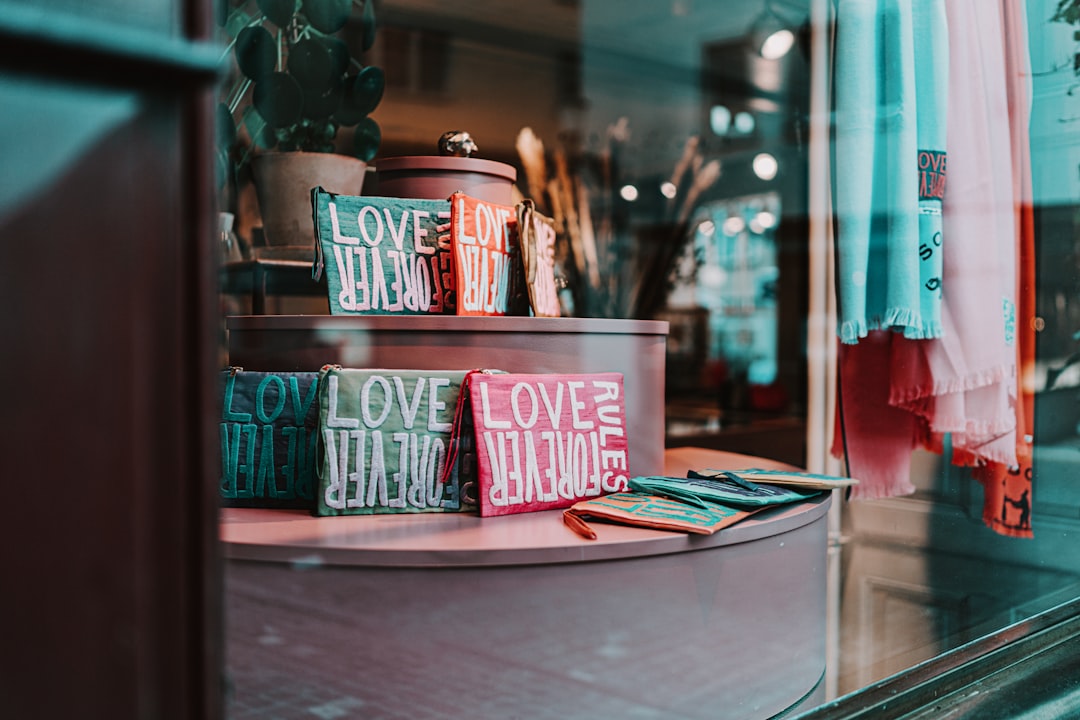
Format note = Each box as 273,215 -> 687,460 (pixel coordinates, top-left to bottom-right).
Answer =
890,0 -> 1018,471
832,0 -> 950,498
972,0 -> 1035,538
834,0 -> 945,344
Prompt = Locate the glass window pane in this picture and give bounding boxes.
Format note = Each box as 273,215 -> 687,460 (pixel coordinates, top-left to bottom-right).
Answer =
219,0 -> 1080,715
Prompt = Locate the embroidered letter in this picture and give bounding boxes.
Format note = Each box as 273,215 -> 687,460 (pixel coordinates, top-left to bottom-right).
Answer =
326,374 -> 360,428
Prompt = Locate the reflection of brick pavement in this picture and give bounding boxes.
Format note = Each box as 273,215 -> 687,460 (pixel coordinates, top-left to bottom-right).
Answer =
226,562 -> 693,719
225,543 -> 825,719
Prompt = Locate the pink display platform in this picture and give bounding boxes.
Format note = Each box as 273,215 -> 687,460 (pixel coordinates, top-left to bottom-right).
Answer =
222,448 -> 831,719
222,447 -> 827,568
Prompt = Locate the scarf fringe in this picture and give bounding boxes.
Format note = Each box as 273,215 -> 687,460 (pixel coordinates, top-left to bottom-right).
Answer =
840,311 -> 945,345
951,444 -> 1017,467
848,475 -> 917,501
902,320 -> 943,340
839,319 -> 868,345
889,362 -> 1016,405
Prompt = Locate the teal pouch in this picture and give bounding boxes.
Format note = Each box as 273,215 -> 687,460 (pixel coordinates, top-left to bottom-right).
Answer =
628,472 -> 820,510
219,367 -> 321,509
311,189 -> 455,315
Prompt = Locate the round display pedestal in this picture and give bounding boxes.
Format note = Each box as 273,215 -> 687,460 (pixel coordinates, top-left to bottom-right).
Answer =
374,155 -> 517,204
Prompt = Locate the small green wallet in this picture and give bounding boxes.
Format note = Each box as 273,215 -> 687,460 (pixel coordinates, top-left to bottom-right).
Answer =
628,471 -> 821,510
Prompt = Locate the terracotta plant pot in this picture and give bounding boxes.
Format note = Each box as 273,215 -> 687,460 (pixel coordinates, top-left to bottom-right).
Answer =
375,156 -> 517,205
252,152 -> 368,250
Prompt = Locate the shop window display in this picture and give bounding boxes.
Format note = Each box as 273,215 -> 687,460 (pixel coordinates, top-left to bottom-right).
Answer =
201,4 -> 1080,718
209,0 -> 1080,716
4,0 -> 1077,716
8,0 -> 1080,716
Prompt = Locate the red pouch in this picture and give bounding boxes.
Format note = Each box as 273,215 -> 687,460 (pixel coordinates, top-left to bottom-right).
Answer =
449,192 -> 525,316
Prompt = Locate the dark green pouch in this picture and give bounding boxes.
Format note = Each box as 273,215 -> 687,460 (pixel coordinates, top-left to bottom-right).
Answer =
219,367 -> 321,509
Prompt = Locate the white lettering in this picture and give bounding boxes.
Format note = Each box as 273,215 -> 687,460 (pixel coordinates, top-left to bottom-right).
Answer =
567,381 -> 594,429
326,375 -> 360,428
510,382 -> 538,428
483,431 -> 508,506
360,375 -> 392,428
479,381 -> 512,429
365,430 -> 388,507
427,377 -> 452,432
329,201 -> 360,245
412,210 -> 434,254
393,376 -> 425,429
333,245 -> 357,311
370,247 -> 389,309
357,205 -> 383,246
455,196 -> 477,245
383,208 -> 408,251
538,383 -> 563,428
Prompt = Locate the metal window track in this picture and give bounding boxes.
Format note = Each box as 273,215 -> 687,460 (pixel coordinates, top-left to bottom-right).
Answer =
792,596 -> 1080,719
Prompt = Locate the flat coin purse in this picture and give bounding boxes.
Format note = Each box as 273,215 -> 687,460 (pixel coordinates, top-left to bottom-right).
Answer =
562,492 -> 761,539
628,472 -> 821,510
444,370 -> 631,517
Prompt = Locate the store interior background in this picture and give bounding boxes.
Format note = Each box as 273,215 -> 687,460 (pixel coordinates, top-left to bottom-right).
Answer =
215,0 -> 1080,704
2,0 -> 1077,716
237,0 -> 816,465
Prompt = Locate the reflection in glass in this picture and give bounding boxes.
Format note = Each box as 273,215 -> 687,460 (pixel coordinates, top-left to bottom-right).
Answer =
219,2 -> 1080,716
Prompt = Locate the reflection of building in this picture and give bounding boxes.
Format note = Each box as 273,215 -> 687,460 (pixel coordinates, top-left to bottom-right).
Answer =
662,192 -> 803,462
577,4 -> 812,446
664,193 -> 783,391
697,194 -> 782,387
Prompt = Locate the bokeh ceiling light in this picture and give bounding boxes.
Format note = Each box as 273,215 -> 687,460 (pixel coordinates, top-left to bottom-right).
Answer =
723,216 -> 746,235
733,111 -> 756,134
753,152 -> 779,180
710,105 -> 732,135
760,27 -> 795,60
749,0 -> 805,60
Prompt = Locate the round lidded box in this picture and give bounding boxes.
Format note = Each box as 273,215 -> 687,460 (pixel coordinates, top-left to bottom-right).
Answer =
374,156 -> 517,205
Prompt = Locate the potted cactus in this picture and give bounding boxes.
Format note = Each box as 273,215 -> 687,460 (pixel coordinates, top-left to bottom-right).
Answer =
219,0 -> 384,250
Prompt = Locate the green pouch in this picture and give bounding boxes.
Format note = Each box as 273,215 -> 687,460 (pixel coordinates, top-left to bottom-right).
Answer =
315,365 -> 476,516
687,467 -> 857,492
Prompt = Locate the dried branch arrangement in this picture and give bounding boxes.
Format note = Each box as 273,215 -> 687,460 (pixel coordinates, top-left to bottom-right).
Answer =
515,121 -> 719,319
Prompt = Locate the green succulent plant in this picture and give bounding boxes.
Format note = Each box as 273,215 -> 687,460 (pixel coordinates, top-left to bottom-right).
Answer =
1052,0 -> 1080,77
1053,0 -> 1080,26
218,0 -> 384,182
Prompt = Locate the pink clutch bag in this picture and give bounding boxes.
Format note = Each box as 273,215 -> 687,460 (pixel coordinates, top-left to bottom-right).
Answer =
445,370 -> 631,517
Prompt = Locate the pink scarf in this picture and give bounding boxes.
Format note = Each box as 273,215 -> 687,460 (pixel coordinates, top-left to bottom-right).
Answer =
891,0 -> 1017,468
